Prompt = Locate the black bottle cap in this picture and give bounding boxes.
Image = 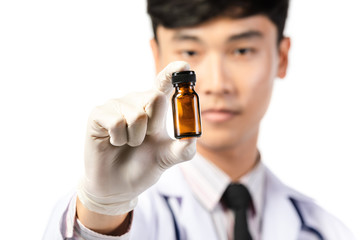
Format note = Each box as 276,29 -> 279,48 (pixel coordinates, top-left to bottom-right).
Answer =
172,71 -> 196,85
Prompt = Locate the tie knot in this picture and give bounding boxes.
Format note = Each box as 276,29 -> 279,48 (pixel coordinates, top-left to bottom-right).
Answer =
222,183 -> 252,210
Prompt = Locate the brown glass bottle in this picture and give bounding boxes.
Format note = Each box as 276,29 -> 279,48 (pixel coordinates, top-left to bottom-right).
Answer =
171,71 -> 202,139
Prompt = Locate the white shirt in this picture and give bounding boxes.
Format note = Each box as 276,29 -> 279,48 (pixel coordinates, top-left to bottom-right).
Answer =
180,154 -> 265,240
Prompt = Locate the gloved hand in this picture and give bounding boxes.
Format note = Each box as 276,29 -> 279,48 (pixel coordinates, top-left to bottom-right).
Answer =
77,61 -> 197,216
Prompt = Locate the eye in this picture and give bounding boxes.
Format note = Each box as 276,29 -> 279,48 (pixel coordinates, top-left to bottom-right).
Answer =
233,48 -> 254,55
181,50 -> 198,57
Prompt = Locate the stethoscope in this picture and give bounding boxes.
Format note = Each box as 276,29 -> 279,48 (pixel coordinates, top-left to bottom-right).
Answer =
162,196 -> 325,240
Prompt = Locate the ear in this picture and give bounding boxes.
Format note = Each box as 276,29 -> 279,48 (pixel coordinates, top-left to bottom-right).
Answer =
150,38 -> 161,73
277,37 -> 291,79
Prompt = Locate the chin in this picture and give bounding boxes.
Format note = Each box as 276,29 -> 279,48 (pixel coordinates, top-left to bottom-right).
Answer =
197,130 -> 241,152
196,121 -> 259,152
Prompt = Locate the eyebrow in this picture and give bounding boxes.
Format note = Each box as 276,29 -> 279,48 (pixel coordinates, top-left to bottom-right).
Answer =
227,30 -> 264,43
172,32 -> 203,44
172,30 -> 264,44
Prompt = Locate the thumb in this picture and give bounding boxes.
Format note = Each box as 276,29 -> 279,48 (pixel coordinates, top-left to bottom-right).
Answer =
155,61 -> 190,97
157,138 -> 197,170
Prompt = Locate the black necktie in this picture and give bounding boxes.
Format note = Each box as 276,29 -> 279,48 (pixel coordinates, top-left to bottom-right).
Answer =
222,183 -> 253,240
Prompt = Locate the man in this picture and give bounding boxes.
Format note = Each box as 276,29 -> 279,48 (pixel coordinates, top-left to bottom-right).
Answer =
44,0 -> 356,239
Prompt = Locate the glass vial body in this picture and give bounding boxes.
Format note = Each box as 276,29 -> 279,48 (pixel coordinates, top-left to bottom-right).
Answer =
171,71 -> 202,139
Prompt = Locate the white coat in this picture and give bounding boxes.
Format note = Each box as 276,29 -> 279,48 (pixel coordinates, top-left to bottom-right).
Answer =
129,165 -> 355,240
44,164 -> 356,240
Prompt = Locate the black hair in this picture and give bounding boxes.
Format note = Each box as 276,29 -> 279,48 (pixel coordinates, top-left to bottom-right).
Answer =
147,0 -> 289,43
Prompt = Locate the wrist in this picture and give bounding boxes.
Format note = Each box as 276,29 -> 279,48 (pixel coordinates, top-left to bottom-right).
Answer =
77,179 -> 138,215
76,196 -> 133,236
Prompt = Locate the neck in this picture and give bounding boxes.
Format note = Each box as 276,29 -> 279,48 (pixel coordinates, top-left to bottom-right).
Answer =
196,131 -> 259,181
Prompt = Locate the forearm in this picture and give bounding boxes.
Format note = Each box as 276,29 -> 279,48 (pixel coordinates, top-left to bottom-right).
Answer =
76,196 -> 131,236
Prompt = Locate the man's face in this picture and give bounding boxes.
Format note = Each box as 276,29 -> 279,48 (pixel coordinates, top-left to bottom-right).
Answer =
151,15 -> 290,152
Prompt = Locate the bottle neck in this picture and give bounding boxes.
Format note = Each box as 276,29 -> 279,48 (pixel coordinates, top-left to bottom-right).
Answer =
173,82 -> 195,91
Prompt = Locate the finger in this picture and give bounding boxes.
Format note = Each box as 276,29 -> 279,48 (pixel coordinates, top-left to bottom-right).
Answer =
89,102 -> 128,146
120,103 -> 148,147
157,138 -> 197,170
155,61 -> 190,97
119,91 -> 167,136
143,91 -> 167,135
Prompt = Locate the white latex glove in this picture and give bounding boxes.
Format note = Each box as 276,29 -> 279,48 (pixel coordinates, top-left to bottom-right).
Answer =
77,61 -> 197,216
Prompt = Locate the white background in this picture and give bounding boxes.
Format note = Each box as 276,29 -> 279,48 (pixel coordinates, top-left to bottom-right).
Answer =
0,0 -> 359,239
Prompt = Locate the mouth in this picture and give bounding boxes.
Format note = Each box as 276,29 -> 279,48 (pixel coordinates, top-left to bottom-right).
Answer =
201,109 -> 241,123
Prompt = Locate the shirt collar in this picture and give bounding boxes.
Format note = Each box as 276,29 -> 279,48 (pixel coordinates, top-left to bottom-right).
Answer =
179,153 -> 266,217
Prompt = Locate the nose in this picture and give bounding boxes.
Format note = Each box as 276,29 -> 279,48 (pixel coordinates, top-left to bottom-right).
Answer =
197,52 -> 234,96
